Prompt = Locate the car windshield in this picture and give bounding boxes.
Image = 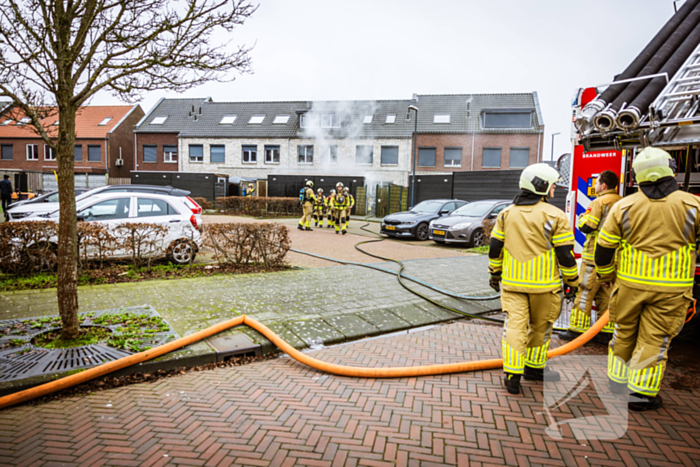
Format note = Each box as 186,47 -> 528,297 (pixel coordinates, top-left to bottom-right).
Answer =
452,202 -> 496,217
411,201 -> 444,214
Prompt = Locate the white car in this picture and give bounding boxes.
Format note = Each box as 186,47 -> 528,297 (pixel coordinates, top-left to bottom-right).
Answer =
48,192 -> 201,264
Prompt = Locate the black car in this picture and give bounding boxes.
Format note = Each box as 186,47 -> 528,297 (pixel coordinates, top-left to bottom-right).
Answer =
380,199 -> 468,241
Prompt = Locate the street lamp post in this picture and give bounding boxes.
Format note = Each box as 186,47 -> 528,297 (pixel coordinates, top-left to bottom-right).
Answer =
551,132 -> 561,163
408,105 -> 419,208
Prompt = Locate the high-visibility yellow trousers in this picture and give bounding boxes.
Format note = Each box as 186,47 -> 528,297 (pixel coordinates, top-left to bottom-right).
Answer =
334,209 -> 347,232
299,203 -> 313,228
501,289 -> 562,374
607,283 -> 690,397
569,262 -> 615,334
313,206 -> 325,226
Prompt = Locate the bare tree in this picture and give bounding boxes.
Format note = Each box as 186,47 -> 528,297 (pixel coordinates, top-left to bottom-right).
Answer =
0,0 -> 255,339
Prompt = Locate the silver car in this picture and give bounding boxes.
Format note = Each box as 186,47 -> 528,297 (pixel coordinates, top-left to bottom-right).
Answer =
429,199 -> 511,246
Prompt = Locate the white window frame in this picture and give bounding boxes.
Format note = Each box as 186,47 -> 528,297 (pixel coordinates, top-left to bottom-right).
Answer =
26,144 -> 39,161
433,114 -> 451,124
298,145 -> 313,165
273,115 -> 290,124
443,147 -> 462,167
248,115 -> 265,124
151,116 -> 168,125
363,115 -> 373,124
44,145 -> 56,161
219,115 -> 236,125
97,117 -> 112,126
385,114 -> 396,124
242,145 -> 257,163
328,145 -> 338,164
17,117 -> 30,126
264,145 -> 280,164
321,114 -> 341,128
189,145 -> 204,163
164,146 -> 178,163
355,145 -> 373,165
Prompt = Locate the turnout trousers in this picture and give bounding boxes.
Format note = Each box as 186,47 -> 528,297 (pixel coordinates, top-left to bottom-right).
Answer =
501,289 -> 562,374
313,206 -> 325,226
299,203 -> 313,228
607,283 -> 690,396
334,209 -> 347,232
569,262 -> 615,334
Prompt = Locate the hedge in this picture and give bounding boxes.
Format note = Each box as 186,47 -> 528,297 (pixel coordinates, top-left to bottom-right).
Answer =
216,197 -> 302,218
202,222 -> 290,268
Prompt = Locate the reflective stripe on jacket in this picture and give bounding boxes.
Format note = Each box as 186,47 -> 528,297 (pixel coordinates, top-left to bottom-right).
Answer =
578,189 -> 622,263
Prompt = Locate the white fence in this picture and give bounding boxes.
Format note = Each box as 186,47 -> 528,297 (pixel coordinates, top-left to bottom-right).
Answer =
42,173 -> 107,192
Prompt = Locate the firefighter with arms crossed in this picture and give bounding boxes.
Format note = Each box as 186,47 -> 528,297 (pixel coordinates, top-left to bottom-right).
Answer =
561,170 -> 622,343
298,180 -> 316,231
595,147 -> 700,411
488,163 -> 579,395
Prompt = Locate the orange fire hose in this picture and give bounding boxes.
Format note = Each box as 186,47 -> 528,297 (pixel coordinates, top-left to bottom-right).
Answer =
0,311 -> 609,410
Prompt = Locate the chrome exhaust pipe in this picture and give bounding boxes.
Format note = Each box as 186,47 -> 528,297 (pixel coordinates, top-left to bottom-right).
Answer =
575,99 -> 605,135
616,106 -> 642,130
593,108 -> 618,133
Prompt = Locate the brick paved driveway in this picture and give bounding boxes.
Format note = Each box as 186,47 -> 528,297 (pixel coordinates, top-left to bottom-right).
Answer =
1,321 -> 698,466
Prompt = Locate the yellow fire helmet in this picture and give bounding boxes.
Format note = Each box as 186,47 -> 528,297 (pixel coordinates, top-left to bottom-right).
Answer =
336,182 -> 344,189
306,180 -> 314,188
519,163 -> 561,196
317,188 -> 324,194
633,147 -> 675,183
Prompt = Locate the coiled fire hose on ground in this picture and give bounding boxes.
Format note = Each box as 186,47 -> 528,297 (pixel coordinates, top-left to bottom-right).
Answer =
0,219 -> 607,410
0,312 -> 609,410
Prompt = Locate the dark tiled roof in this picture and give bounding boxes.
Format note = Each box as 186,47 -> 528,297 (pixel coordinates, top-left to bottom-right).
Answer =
137,93 -> 543,138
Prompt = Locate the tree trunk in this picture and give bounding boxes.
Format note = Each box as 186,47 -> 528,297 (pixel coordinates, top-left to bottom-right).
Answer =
56,103 -> 79,340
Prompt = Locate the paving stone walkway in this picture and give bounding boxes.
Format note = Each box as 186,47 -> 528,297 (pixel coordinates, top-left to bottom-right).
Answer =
1,320 -> 698,466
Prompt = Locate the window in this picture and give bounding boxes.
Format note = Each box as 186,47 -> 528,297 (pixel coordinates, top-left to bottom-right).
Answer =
321,114 -> 341,128
356,145 -> 373,165
80,198 -> 130,221
1,120 -> 11,126
483,111 -> 533,129
211,145 -> 225,163
298,145 -> 313,164
509,147 -> 530,168
265,145 -> 280,164
44,146 -> 56,161
164,145 -> 177,163
418,148 -> 436,167
433,114 -> 451,124
53,120 -> 59,126
363,115 -> 373,124
441,202 -> 456,213
444,147 -> 462,167
482,147 -> 502,168
143,145 -> 157,163
490,204 -> 509,217
248,115 -> 265,124
97,117 -> 112,126
151,116 -> 168,125
137,198 -> 178,218
380,146 -> 399,165
273,115 -> 290,124
219,115 -> 236,125
26,144 -> 39,161
299,113 -> 318,128
189,144 -> 203,162
1,144 -> 12,160
74,145 -> 82,162
242,145 -> 257,163
327,145 -> 338,164
17,117 -> 30,126
385,114 -> 396,124
88,145 -> 101,162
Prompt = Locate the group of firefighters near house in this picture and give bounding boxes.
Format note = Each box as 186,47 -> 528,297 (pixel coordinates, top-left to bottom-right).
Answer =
298,180 -> 355,234
488,147 -> 698,412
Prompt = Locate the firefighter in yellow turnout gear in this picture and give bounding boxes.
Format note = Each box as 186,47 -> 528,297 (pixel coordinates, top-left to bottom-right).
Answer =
343,187 -> 355,225
489,163 -> 580,395
595,147 -> 700,411
561,170 -> 622,343
298,180 -> 316,231
331,182 -> 349,234
313,188 -> 326,227
326,190 -> 336,229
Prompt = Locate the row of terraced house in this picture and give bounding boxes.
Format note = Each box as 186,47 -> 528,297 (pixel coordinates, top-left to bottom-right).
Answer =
0,93 -> 545,193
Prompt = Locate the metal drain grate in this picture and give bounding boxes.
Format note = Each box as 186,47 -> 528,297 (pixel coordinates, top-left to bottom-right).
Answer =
0,306 -> 180,383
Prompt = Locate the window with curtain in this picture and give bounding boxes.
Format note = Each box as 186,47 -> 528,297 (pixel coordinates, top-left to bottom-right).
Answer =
444,148 -> 462,167
164,145 -> 177,163
242,145 -> 257,163
189,145 -> 203,162
298,145 -> 313,164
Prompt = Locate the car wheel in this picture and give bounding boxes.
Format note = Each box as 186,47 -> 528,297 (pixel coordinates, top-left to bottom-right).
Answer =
415,223 -> 429,241
470,228 -> 487,247
168,239 -> 196,265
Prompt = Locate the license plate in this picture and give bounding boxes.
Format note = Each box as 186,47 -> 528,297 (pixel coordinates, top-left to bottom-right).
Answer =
386,225 -> 396,230
433,230 -> 445,235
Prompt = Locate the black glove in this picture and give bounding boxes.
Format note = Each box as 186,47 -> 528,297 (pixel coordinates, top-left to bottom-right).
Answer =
563,285 -> 578,301
489,274 -> 501,292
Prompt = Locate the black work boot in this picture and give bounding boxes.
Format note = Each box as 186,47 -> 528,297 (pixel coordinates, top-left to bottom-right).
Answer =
593,333 -> 613,345
297,224 -> 304,231
629,393 -> 663,412
305,227 -> 313,231
558,330 -> 583,342
503,373 -> 521,394
336,230 -> 339,234
524,366 -> 561,382
342,230 -> 347,235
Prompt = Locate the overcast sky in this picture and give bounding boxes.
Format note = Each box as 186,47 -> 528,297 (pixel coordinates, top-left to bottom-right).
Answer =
92,0 -> 680,162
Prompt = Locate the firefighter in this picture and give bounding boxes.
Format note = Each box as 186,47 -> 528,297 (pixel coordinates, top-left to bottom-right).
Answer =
298,180 -> 316,231
327,189 -> 336,228
488,163 -> 579,395
331,182 -> 349,234
343,186 -> 355,225
560,170 -> 622,344
595,147 -> 700,411
244,182 -> 255,197
313,188 -> 326,227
